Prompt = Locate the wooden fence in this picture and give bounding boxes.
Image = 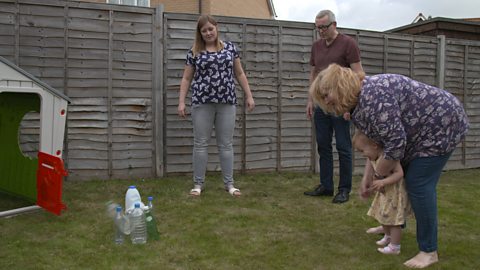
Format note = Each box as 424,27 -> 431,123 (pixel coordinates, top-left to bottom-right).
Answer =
0,0 -> 478,180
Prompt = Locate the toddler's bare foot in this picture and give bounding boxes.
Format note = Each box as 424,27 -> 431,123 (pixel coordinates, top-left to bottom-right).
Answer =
404,251 -> 438,268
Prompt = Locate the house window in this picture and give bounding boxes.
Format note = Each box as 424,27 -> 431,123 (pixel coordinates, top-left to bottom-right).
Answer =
108,0 -> 150,7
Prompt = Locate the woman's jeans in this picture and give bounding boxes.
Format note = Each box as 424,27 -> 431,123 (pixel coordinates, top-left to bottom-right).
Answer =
191,103 -> 236,189
314,107 -> 352,193
403,152 -> 452,252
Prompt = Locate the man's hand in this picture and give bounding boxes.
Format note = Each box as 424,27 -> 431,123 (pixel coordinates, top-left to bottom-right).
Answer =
306,100 -> 314,120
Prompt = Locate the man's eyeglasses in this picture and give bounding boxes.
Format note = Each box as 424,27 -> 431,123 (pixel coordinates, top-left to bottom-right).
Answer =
316,22 -> 334,31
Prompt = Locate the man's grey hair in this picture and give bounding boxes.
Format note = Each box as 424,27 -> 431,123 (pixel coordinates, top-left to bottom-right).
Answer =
316,10 -> 336,22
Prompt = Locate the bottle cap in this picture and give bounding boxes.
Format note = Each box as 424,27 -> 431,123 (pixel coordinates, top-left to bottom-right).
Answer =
116,206 -> 122,212
134,202 -> 140,208
129,185 -> 136,189
148,196 -> 153,201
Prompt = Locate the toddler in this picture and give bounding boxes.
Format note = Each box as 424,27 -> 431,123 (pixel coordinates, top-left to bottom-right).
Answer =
353,130 -> 412,255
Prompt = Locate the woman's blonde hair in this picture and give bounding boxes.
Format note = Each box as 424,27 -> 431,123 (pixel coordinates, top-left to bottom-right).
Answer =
192,15 -> 223,56
309,64 -> 365,116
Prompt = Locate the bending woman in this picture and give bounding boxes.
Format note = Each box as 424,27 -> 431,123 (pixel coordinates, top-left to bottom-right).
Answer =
310,64 -> 468,268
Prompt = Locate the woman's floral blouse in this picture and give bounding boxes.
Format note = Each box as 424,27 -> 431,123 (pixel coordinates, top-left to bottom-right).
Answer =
186,41 -> 239,105
352,74 -> 469,163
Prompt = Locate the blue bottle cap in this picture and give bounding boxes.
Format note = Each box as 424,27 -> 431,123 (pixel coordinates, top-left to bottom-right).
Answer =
129,185 -> 136,189
148,196 -> 153,201
116,206 -> 122,212
134,202 -> 140,208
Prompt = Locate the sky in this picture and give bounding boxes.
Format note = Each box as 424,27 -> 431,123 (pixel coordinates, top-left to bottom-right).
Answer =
272,0 -> 480,31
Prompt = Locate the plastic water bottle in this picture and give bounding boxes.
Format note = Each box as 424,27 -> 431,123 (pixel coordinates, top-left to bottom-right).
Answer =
145,196 -> 160,241
129,202 -> 147,244
119,209 -> 131,236
105,201 -> 120,219
114,206 -> 124,244
125,186 -> 145,215
107,201 -> 131,235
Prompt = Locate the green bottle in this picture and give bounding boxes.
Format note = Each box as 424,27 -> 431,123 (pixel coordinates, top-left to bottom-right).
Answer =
145,196 -> 160,241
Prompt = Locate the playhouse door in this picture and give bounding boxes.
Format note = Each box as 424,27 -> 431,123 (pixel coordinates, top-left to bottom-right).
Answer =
36,152 -> 67,215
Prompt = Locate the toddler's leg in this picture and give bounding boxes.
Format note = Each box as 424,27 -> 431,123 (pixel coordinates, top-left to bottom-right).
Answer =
376,225 -> 391,246
389,225 -> 402,246
378,225 -> 402,255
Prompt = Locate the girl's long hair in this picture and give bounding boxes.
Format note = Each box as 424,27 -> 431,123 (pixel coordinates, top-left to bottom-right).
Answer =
192,15 -> 223,56
309,64 -> 365,116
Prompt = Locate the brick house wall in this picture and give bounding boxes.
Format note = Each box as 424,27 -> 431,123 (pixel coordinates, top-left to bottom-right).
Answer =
207,0 -> 273,19
152,0 -> 274,19
151,0 -> 200,14
84,0 -> 275,19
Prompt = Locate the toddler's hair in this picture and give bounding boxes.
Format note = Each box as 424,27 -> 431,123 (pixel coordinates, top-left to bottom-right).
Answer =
352,129 -> 378,150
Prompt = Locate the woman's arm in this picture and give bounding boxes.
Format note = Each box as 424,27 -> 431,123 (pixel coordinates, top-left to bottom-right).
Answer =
357,75 -> 407,166
178,65 -> 194,118
233,58 -> 255,111
373,157 -> 399,180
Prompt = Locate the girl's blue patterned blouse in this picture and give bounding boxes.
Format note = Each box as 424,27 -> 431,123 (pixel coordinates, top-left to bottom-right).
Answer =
352,74 -> 469,163
186,41 -> 239,105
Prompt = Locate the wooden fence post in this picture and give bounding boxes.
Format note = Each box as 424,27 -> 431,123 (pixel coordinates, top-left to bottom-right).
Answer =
153,5 -> 164,177
436,35 -> 446,89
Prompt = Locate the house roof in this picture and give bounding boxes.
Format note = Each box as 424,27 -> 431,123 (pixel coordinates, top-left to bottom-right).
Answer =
463,17 -> 480,22
0,56 -> 71,103
387,16 -> 480,33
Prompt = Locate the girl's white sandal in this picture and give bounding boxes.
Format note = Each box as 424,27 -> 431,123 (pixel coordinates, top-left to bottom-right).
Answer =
227,187 -> 241,197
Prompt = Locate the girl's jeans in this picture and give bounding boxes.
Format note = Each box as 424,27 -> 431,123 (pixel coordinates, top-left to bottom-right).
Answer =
191,103 -> 236,189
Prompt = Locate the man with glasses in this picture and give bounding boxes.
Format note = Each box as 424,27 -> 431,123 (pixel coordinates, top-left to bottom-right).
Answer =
304,10 -> 364,203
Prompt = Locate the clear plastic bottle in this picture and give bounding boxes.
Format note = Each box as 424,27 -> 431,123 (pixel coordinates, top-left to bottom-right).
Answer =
119,208 -> 131,236
114,206 -> 124,245
129,202 -> 147,244
145,196 -> 160,241
105,201 -> 120,219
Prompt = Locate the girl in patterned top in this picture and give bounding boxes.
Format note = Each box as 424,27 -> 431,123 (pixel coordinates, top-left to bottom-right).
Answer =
310,63 -> 468,268
353,129 -> 412,255
178,15 -> 255,197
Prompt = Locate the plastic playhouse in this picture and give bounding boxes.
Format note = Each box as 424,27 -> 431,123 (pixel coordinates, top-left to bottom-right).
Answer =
0,56 -> 71,217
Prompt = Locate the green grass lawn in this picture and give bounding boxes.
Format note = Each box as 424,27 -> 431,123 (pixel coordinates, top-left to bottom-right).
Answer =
1,169 -> 479,270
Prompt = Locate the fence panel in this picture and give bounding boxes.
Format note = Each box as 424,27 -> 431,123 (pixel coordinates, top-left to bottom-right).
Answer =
279,25 -> 313,171
1,1 -> 478,181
